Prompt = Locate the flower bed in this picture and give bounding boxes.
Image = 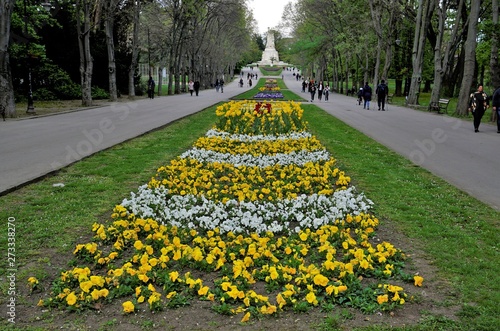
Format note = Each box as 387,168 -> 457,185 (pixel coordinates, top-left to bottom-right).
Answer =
254,92 -> 284,99
34,101 -> 423,321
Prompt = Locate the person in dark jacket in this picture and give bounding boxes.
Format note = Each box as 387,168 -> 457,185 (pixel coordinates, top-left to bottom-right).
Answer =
194,81 -> 200,96
147,76 -> 155,99
376,80 -> 388,111
362,82 -> 372,110
357,88 -> 363,105
468,85 -> 489,132
310,84 -> 317,102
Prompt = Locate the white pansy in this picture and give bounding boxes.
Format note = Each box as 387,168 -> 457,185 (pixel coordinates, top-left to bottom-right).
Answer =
180,148 -> 331,167
205,129 -> 312,142
120,185 -> 372,235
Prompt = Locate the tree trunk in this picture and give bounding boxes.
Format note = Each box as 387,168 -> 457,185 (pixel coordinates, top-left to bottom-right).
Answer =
0,0 -> 15,118
104,1 -> 117,102
128,0 -> 140,99
456,0 -> 480,116
369,0 -> 382,86
490,0 -> 499,122
430,0 -> 447,105
76,0 -> 93,107
408,0 -> 435,105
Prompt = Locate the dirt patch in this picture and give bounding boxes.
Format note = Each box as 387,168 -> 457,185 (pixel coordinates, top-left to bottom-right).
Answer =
5,218 -> 460,331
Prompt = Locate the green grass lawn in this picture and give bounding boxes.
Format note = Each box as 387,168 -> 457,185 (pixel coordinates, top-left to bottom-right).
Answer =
1,90 -> 498,330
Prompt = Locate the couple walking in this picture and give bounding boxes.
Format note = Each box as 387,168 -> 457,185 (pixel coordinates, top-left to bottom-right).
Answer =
361,80 -> 388,111
310,82 -> 329,102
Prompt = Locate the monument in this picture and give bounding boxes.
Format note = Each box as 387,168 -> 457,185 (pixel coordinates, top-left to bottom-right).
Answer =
258,30 -> 282,66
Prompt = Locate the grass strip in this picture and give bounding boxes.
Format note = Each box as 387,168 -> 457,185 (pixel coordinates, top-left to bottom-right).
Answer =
303,104 -> 500,331
0,102 -> 498,331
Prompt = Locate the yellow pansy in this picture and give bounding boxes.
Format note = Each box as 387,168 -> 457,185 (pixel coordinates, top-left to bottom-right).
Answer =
66,292 -> 77,306
414,275 -> 424,287
377,294 -> 389,304
241,312 -> 251,323
122,301 -> 134,313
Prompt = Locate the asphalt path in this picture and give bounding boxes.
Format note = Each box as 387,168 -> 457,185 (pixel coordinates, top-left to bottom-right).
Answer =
1,68 -> 499,211
283,69 -> 499,210
0,77 -> 254,194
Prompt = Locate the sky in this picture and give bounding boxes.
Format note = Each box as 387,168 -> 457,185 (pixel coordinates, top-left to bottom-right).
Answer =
248,0 -> 296,35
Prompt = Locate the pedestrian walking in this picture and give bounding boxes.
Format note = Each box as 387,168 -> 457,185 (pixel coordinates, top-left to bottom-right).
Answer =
215,79 -> 220,92
357,88 -> 363,105
194,81 -> 200,96
220,79 -> 224,92
302,80 -> 307,93
188,80 -> 194,96
147,76 -> 155,99
468,85 -> 489,132
310,84 -> 317,102
317,82 -> 324,101
491,85 -> 500,133
324,85 -> 330,102
362,82 -> 372,110
376,79 -> 388,111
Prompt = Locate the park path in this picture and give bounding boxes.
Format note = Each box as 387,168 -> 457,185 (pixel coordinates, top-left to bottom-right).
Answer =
282,69 -> 499,210
1,68 -> 499,211
0,77 -> 253,195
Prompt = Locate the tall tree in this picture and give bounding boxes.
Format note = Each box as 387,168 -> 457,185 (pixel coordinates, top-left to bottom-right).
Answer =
407,0 -> 435,105
490,0 -> 499,122
490,0 -> 500,88
101,0 -> 121,101
76,0 -> 94,106
0,0 -> 15,118
456,0 -> 481,116
430,0 -> 464,106
128,0 -> 140,99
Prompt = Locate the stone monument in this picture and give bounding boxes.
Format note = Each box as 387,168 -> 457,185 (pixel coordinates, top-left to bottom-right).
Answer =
259,29 -> 281,66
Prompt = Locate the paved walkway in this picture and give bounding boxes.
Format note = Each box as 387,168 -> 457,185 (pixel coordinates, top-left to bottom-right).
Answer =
0,78 -> 253,194
283,69 -> 499,210
1,68 -> 499,210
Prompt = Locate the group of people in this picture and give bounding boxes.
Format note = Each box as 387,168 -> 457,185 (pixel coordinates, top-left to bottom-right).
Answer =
302,79 -> 330,102
214,79 -> 224,93
188,80 -> 201,96
357,80 -> 389,111
468,85 -> 500,133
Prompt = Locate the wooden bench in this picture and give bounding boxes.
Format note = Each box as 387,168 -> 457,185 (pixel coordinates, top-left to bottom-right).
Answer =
386,93 -> 394,104
428,98 -> 450,114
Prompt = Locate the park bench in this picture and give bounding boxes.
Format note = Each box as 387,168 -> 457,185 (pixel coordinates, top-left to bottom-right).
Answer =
387,93 -> 394,104
428,98 -> 450,114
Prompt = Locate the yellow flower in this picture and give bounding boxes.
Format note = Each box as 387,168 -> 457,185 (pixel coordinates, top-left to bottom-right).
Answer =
241,312 -> 251,323
122,301 -> 135,313
169,271 -> 179,282
133,240 -> 144,250
66,292 -> 77,306
377,294 -> 389,305
90,275 -> 105,287
28,277 -> 38,285
313,274 -> 329,287
138,274 -> 149,282
90,289 -> 101,301
198,286 -> 209,296
414,275 -> 424,287
305,292 -> 318,305
79,280 -> 93,293
276,293 -> 286,308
